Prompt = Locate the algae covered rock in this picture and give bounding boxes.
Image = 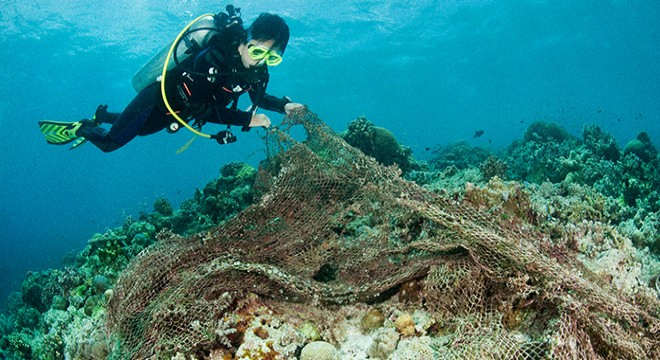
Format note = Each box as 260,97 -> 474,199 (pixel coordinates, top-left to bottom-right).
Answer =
360,308 -> 385,332
92,275 -> 110,295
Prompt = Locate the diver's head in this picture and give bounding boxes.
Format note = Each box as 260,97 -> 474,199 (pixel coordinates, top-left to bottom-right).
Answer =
238,13 -> 290,68
249,13 -> 289,54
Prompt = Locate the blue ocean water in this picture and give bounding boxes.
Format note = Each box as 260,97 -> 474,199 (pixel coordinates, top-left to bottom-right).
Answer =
0,0 -> 658,310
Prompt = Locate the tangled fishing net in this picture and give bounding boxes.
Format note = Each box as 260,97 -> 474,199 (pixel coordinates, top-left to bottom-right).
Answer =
107,109 -> 659,359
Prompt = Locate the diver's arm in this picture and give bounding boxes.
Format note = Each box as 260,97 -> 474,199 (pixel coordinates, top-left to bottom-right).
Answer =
258,94 -> 305,115
256,93 -> 291,114
245,77 -> 286,114
249,85 -> 304,115
201,104 -> 270,128
206,105 -> 251,126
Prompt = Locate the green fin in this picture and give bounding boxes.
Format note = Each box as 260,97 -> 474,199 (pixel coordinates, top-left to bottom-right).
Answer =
38,120 -> 83,145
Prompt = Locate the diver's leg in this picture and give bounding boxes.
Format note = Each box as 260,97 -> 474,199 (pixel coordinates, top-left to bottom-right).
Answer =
76,124 -> 119,152
92,104 -> 121,125
78,84 -> 163,152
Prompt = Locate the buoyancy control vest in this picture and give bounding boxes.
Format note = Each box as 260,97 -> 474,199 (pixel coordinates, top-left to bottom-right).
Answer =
132,6 -> 244,93
135,6 -> 256,144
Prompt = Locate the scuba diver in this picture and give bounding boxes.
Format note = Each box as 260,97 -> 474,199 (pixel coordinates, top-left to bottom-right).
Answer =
39,5 -> 304,152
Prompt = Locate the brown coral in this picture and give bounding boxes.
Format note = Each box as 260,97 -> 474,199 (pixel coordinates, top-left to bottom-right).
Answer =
394,314 -> 415,337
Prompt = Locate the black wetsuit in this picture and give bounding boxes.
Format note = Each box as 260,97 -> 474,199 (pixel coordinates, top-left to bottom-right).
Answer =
80,35 -> 290,152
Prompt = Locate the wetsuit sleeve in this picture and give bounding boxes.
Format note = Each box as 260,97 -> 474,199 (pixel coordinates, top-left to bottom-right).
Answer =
248,77 -> 291,114
255,93 -> 291,114
201,104 -> 252,127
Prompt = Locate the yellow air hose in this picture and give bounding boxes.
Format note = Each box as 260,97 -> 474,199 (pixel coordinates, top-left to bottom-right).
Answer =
160,13 -> 215,139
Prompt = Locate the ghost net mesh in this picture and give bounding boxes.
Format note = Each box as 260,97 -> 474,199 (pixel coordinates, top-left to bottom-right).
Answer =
107,109 -> 659,359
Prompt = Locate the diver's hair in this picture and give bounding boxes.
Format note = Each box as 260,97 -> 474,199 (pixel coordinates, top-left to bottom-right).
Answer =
248,13 -> 290,54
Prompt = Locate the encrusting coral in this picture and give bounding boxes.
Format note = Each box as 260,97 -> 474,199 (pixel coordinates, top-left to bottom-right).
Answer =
300,341 -> 338,360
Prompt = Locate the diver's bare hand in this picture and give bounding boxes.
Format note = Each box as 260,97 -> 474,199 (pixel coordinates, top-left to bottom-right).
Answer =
284,102 -> 305,115
249,113 -> 271,128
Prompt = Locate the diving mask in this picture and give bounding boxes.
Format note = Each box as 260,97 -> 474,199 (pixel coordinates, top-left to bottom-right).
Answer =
247,44 -> 283,66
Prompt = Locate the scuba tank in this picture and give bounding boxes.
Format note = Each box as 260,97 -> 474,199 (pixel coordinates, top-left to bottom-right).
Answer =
131,5 -> 243,93
132,15 -> 217,93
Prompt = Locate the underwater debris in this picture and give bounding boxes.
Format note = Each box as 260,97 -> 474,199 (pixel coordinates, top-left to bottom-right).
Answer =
2,114 -> 659,359
104,110 -> 658,359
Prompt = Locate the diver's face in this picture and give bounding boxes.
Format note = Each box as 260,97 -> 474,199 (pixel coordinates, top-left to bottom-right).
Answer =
239,39 -> 280,68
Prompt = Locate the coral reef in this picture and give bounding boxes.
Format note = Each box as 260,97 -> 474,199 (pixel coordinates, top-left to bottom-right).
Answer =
426,122 -> 660,256
0,162 -> 260,359
429,140 -> 491,171
583,124 -> 621,162
479,155 -> 508,180
506,131 -> 581,183
624,131 -> 659,162
523,120 -> 572,144
341,115 -> 421,173
299,341 -> 338,360
1,113 -> 659,360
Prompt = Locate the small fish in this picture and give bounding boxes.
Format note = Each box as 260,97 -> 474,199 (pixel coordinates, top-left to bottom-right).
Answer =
473,130 -> 485,138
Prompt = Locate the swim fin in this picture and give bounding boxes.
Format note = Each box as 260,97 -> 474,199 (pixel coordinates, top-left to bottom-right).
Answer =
38,120 -> 84,146
68,137 -> 88,150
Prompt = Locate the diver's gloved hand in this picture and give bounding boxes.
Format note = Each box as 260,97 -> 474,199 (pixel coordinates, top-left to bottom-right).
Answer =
249,113 -> 271,128
284,102 -> 305,115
